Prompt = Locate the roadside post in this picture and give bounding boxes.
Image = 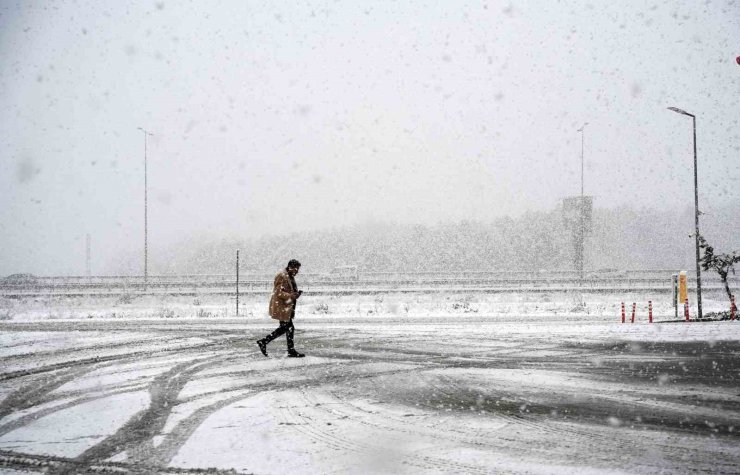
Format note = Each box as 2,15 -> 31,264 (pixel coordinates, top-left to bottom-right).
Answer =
649,300 -> 653,323
684,300 -> 690,321
631,302 -> 636,323
679,271 -> 688,321
236,249 -> 240,317
672,274 -> 678,320
621,302 -> 625,323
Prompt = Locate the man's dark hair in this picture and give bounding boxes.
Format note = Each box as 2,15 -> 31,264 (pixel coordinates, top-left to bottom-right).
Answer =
287,259 -> 301,269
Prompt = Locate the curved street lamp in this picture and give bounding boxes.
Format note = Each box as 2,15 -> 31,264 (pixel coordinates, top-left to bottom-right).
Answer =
667,107 -> 702,320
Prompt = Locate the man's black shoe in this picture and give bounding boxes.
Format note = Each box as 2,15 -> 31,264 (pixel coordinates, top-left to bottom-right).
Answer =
257,340 -> 268,357
287,350 -> 305,358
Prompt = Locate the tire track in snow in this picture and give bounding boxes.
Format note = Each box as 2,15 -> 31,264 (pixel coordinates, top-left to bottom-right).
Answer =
0,336 -> 239,383
280,385 -> 494,474
424,371 -> 730,472
2,319 -> 739,474
0,448 -> 241,474
44,353 -> 230,474
280,400 -> 492,474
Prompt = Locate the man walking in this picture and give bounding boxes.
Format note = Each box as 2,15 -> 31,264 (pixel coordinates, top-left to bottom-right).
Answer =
256,259 -> 305,358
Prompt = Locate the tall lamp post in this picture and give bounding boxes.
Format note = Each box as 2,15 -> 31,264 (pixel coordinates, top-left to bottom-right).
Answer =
576,122 -> 588,281
137,127 -> 154,285
667,107 -> 702,320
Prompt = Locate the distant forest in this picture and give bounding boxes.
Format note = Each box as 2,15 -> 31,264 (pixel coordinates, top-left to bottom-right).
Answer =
116,206 -> 740,275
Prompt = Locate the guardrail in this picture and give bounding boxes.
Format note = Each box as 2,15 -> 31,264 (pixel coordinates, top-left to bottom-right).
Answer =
1,270 -> 737,298
0,268 -> 707,285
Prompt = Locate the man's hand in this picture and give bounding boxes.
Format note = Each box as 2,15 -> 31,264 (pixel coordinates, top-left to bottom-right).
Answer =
292,290 -> 303,299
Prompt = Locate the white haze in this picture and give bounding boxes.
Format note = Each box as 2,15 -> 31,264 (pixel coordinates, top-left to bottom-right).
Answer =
1,0 -> 739,275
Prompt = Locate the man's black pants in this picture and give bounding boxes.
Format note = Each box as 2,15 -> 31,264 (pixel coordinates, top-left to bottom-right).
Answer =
263,320 -> 294,351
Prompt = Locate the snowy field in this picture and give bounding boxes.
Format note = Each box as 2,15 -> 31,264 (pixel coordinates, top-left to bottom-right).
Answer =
0,292 -> 739,474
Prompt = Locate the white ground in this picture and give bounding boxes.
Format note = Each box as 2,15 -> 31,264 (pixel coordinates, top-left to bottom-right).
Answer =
0,291 -> 738,474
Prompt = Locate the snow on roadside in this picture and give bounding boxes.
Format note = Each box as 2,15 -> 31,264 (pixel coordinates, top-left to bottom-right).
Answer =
3,290 -> 736,322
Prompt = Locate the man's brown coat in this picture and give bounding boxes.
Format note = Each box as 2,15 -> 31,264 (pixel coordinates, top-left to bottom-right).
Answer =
269,270 -> 296,321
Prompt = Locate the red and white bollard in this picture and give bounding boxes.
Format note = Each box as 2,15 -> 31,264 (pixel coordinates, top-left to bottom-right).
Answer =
631,302 -> 636,323
684,299 -> 690,322
621,302 -> 625,323
731,295 -> 736,321
648,300 -> 653,324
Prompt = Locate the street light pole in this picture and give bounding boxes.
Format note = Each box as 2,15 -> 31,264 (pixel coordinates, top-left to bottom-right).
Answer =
667,107 -> 703,320
576,123 -> 588,281
137,127 -> 154,286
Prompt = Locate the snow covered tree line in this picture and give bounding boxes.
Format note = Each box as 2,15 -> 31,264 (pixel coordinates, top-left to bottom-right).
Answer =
115,205 -> 739,275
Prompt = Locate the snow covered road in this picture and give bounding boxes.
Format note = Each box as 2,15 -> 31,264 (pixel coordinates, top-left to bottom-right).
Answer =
0,316 -> 739,474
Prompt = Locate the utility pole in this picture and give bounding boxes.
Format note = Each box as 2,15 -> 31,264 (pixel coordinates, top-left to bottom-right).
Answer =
137,127 -> 154,287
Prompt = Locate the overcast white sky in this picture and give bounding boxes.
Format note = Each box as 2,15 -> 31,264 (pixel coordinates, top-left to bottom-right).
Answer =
1,0 -> 739,275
